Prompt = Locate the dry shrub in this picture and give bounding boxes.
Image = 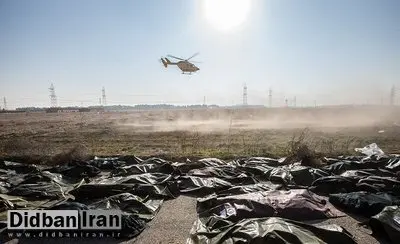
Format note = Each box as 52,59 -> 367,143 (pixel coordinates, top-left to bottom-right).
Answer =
284,128 -> 324,167
286,128 -> 310,155
47,144 -> 91,165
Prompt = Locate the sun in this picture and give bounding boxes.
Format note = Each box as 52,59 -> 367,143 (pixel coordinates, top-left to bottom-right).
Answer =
203,0 -> 251,32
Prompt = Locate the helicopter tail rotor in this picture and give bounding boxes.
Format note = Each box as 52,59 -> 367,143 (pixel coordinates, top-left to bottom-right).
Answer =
161,58 -> 168,68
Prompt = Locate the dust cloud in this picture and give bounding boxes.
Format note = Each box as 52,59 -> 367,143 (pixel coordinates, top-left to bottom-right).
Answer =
115,106 -> 400,133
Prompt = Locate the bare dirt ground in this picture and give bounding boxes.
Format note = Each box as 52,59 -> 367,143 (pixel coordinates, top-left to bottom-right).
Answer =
1,106 -> 400,161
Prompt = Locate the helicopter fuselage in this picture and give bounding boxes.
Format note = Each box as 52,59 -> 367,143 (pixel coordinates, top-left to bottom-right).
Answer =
176,61 -> 199,73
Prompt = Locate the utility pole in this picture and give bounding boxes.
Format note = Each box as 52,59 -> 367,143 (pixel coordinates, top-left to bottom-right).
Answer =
49,83 -> 57,107
294,96 -> 297,107
203,96 -> 206,106
3,97 -> 7,110
268,88 -> 272,108
99,98 -> 102,106
390,85 -> 395,106
285,98 -> 288,107
243,83 -> 248,106
102,87 -> 107,106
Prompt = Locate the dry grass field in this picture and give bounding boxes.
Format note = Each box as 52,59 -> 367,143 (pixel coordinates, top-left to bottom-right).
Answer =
1,106 -> 400,244
2,106 -> 400,162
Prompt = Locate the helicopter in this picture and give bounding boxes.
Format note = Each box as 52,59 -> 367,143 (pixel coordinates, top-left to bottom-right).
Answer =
160,53 -> 200,75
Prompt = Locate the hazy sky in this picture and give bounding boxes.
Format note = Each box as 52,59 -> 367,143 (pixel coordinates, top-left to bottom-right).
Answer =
0,0 -> 399,108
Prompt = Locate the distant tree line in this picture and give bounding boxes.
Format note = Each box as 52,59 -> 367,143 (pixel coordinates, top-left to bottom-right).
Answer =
14,104 -> 271,112
15,104 -> 220,111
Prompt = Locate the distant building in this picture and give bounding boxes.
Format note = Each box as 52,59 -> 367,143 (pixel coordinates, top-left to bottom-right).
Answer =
45,107 -> 91,113
59,109 -> 79,113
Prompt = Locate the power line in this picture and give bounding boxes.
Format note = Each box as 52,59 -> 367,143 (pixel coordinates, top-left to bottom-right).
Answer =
115,93 -> 158,97
56,98 -> 94,102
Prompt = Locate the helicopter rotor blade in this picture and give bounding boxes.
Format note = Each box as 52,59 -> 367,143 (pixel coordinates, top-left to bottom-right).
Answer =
167,55 -> 185,61
186,52 -> 199,61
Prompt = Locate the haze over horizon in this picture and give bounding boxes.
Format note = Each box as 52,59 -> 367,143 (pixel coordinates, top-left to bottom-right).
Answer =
1,0 -> 399,109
